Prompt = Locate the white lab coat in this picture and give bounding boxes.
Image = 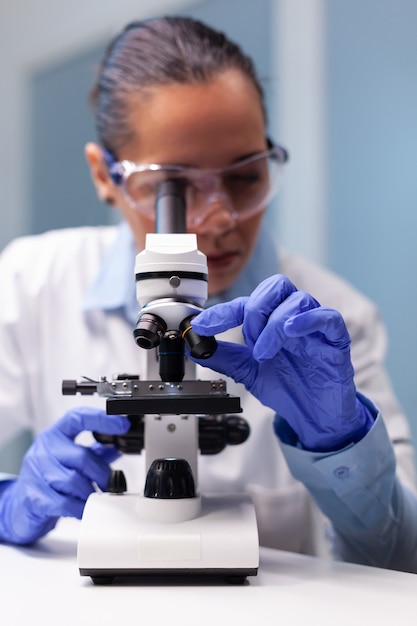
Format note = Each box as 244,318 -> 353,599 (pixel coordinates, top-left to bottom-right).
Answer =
0,225 -> 415,562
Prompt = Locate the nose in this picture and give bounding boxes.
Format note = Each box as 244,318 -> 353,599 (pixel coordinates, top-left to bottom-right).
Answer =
190,192 -> 238,235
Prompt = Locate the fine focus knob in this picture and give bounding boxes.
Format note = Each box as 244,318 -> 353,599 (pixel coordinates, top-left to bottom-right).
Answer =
144,458 -> 196,499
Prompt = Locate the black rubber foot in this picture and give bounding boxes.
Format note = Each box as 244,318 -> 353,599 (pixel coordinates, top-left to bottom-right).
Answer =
91,576 -> 114,585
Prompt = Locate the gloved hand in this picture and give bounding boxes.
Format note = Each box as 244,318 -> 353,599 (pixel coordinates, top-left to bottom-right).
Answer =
0,407 -> 130,545
191,275 -> 373,452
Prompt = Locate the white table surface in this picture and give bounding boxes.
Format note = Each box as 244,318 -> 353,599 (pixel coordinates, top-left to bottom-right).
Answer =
2,518 -> 416,626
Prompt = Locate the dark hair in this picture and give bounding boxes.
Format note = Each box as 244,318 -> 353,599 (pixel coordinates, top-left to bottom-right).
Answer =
90,16 -> 266,155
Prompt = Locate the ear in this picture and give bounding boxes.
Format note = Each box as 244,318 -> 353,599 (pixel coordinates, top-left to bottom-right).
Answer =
84,142 -> 116,204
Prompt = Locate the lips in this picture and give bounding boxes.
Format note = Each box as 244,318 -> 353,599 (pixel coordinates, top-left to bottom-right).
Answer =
206,251 -> 239,270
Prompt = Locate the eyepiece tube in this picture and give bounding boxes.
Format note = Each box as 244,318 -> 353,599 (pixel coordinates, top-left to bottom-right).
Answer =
156,179 -> 186,234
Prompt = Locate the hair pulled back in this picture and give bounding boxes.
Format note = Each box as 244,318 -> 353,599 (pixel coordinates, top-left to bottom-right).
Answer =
90,16 -> 266,155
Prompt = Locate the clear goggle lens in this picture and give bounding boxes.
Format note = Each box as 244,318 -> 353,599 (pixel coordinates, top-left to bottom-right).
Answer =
106,145 -> 288,228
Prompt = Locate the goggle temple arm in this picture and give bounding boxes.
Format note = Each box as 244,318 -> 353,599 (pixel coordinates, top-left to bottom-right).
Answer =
266,136 -> 290,163
102,147 -> 123,185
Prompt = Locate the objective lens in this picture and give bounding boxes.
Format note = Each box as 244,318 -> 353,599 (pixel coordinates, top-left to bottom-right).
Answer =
159,332 -> 185,382
133,313 -> 167,349
179,315 -> 217,359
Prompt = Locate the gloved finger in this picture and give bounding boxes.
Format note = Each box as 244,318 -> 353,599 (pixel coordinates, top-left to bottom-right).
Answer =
90,441 -> 122,464
241,274 -> 299,347
251,290 -> 320,361
284,307 -> 351,350
42,433 -> 115,493
192,297 -> 248,335
24,447 -> 103,501
192,275 -> 297,340
45,466 -> 96,504
190,340 -> 258,387
25,478 -> 86,519
54,407 -> 130,441
25,430 -> 114,495
52,494 -> 85,520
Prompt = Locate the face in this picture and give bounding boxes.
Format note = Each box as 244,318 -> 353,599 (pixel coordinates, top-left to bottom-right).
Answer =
86,70 -> 268,296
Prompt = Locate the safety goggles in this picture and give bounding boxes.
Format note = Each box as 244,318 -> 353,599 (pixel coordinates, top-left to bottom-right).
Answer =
104,140 -> 289,228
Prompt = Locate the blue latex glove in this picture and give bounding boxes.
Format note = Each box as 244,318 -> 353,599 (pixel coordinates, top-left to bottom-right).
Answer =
0,407 -> 130,545
191,275 -> 373,452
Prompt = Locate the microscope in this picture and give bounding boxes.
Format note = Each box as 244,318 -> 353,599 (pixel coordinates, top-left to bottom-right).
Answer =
63,180 -> 259,584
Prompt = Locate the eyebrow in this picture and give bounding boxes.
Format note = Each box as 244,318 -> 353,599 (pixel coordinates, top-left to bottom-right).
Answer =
180,138 -> 274,168
153,146 -> 271,170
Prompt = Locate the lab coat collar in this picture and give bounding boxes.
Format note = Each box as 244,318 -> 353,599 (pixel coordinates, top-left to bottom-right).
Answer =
83,219 -> 279,325
82,221 -> 139,325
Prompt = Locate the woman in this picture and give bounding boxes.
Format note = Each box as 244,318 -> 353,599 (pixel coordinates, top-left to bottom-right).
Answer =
0,16 -> 416,572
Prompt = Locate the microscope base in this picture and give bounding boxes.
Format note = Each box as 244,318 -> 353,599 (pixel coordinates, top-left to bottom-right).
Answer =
77,492 -> 259,584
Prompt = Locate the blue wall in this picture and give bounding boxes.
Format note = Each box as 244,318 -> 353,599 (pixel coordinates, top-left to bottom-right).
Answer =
326,0 -> 417,443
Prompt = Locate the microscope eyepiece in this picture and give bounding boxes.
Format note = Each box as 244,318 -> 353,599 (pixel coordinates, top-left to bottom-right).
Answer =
179,315 -> 217,359
133,312 -> 167,349
156,178 -> 186,234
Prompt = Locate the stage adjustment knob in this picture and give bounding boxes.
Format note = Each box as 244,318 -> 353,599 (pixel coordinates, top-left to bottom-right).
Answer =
144,458 -> 196,499
107,469 -> 127,494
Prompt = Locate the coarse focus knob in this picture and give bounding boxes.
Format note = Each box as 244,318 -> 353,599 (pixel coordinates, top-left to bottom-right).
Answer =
144,458 -> 196,499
